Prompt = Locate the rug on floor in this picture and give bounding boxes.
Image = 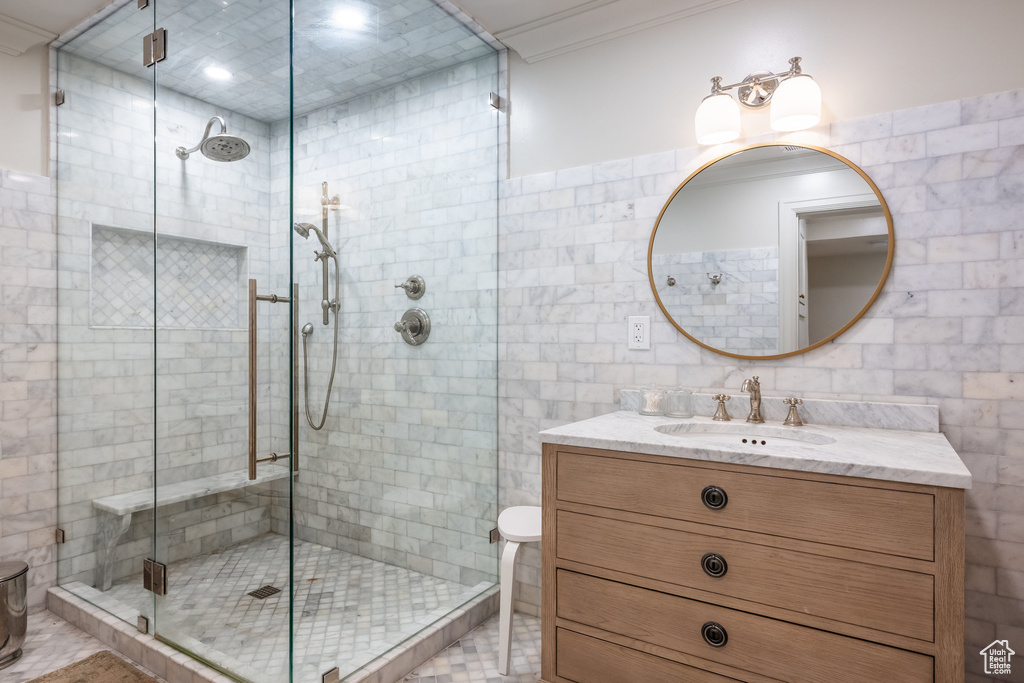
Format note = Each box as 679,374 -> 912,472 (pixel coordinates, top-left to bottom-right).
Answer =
27,651 -> 159,683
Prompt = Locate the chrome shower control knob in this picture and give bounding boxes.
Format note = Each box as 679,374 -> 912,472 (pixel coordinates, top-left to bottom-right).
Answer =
395,308 -> 431,346
395,275 -> 426,300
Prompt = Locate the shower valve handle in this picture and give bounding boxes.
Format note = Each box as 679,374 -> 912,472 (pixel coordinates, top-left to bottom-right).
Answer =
394,319 -> 421,334
394,308 -> 431,346
394,275 -> 426,300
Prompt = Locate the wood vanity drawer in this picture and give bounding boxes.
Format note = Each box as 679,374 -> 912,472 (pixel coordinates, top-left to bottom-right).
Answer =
556,628 -> 744,683
557,510 -> 934,641
557,571 -> 934,682
556,450 -> 935,560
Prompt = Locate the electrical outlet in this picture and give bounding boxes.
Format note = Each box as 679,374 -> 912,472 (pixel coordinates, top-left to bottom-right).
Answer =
628,316 -> 650,350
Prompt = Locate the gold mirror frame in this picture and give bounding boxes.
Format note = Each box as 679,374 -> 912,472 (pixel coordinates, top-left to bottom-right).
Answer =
647,142 -> 894,361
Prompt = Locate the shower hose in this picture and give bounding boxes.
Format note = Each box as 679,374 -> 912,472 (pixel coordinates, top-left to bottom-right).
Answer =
301,252 -> 341,430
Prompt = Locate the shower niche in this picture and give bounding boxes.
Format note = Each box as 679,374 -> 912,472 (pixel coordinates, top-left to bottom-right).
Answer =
54,1 -> 502,682
91,225 -> 247,329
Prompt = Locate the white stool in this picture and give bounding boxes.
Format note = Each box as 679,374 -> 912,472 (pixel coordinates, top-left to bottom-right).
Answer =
497,505 -> 542,675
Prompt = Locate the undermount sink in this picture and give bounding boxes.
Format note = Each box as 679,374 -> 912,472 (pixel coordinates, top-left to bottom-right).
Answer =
655,421 -> 837,446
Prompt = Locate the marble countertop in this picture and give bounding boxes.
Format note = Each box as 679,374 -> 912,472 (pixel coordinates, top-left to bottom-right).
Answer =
539,411 -> 972,489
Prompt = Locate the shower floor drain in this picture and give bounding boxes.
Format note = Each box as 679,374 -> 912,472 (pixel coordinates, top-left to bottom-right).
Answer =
248,585 -> 281,599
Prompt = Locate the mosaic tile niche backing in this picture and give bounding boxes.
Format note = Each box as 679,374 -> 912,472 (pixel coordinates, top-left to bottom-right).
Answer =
91,226 -> 246,329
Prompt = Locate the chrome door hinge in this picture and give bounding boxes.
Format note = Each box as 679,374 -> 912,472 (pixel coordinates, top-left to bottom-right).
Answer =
488,92 -> 502,110
489,527 -> 500,543
138,0 -> 149,8
143,28 -> 167,67
137,615 -> 149,634
322,667 -> 340,683
55,528 -> 65,544
54,90 -> 65,107
143,558 -> 167,595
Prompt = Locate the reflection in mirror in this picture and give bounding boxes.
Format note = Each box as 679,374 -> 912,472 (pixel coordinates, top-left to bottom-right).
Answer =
649,144 -> 892,359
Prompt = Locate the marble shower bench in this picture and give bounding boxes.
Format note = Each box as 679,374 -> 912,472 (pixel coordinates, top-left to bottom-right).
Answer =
92,466 -> 292,591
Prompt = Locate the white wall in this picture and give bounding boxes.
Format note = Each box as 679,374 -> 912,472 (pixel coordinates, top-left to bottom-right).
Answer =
508,0 -> 1024,176
0,44 -> 50,176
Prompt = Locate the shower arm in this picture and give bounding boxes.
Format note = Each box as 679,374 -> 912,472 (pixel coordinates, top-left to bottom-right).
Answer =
176,116 -> 227,160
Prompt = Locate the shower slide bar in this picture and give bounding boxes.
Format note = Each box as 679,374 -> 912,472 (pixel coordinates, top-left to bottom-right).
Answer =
248,278 -> 300,481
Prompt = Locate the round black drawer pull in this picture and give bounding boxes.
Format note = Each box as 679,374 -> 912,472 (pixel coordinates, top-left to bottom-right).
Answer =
701,485 -> 728,510
701,621 -> 728,648
701,552 -> 728,578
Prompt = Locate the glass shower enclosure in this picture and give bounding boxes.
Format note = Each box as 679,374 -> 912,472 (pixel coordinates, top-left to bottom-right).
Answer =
54,0 -> 500,680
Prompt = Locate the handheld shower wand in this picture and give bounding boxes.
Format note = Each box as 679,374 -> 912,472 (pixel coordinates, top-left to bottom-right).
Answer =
293,222 -> 336,325
293,181 -> 342,430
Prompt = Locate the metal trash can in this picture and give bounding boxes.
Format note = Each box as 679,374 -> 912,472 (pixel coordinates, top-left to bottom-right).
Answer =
0,561 -> 28,670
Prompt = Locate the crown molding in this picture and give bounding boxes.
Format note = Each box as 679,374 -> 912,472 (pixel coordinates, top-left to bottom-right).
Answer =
0,13 -> 57,56
498,0 -> 743,64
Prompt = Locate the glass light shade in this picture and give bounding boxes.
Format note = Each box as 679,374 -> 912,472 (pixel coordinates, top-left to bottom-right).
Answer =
695,93 -> 741,145
770,74 -> 821,131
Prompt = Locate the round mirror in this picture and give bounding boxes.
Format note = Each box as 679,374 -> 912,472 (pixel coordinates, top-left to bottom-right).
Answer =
648,143 -> 893,360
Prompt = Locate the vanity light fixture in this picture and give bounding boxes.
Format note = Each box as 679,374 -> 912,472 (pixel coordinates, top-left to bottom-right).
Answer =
694,57 -> 821,144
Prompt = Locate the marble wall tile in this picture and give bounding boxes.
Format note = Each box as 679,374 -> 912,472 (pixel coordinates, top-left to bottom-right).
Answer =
498,88 -> 1024,682
52,50 -> 276,590
0,169 -> 57,612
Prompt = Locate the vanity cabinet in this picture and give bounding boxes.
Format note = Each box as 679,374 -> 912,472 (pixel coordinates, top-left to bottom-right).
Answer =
540,444 -> 965,683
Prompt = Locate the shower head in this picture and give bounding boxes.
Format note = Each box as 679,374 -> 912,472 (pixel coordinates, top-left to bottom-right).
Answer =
176,116 -> 250,162
301,323 -> 314,337
200,134 -> 250,162
293,222 -> 336,257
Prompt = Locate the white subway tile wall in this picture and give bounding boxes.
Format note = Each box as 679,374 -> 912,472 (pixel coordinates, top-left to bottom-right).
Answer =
269,54 -> 501,588
498,89 -> 1024,681
0,169 -> 57,613
54,49 -> 282,590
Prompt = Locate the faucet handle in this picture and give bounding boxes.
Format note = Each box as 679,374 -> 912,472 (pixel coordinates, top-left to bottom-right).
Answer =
395,275 -> 425,300
783,397 -> 804,427
712,394 -> 732,422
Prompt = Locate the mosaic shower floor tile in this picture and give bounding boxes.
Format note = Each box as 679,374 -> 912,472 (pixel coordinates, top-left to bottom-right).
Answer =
64,534 -> 491,683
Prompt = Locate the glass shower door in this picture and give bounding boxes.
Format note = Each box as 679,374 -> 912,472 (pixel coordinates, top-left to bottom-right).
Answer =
150,1 -> 294,680
54,0 -> 158,630
289,2 -> 501,679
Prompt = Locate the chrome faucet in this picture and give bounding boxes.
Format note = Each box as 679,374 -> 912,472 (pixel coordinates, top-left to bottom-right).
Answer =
740,375 -> 764,424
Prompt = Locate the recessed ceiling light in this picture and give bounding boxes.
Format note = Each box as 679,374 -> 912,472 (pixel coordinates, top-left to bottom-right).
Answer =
203,66 -> 233,81
332,7 -> 367,31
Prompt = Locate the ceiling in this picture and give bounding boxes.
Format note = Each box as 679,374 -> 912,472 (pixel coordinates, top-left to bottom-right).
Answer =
57,0 -> 495,122
0,0 -> 109,54
2,0 -> 743,62
450,0 -> 744,63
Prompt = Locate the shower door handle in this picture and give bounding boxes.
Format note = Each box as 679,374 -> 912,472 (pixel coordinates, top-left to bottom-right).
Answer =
248,279 -> 299,481
249,280 -> 257,479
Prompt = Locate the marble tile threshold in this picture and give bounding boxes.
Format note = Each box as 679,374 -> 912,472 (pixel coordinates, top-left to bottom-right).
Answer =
46,584 -> 498,683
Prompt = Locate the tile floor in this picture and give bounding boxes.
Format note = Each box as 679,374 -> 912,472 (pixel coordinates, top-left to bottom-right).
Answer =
64,534 -> 491,682
5,611 -> 167,682
6,608 -> 540,683
402,613 -> 541,683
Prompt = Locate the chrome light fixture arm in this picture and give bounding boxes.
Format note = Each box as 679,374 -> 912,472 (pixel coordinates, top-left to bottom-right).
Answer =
705,56 -> 807,108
